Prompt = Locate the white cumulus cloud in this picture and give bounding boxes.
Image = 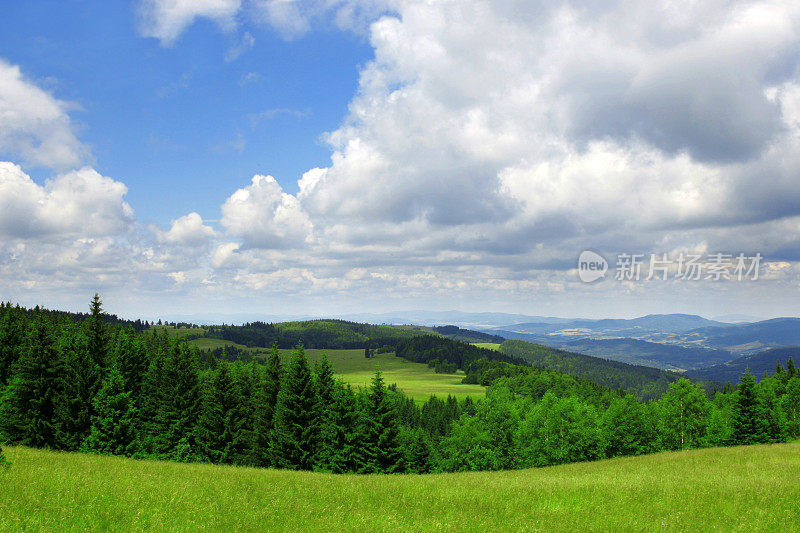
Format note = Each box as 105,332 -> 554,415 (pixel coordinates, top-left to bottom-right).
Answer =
0,162 -> 134,239
138,0 -> 242,45
0,59 -> 88,170
221,174 -> 313,249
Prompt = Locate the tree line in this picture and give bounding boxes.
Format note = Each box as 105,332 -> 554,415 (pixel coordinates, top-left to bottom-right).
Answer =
0,297 -> 798,474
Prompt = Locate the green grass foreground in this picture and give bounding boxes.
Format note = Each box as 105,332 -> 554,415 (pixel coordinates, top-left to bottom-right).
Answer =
2,444 -> 798,532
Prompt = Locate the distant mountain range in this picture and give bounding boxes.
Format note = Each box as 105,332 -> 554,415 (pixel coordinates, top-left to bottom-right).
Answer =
489,313 -> 727,336
163,310 -> 571,328
482,315 -> 800,374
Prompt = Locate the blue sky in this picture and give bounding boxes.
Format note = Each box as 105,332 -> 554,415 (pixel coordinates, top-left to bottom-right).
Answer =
1,1 -> 800,321
0,0 -> 371,222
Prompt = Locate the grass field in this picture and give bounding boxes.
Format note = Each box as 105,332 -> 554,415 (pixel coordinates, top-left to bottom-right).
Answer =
2,443 -> 798,531
184,338 -> 485,402
304,350 -> 486,402
472,342 -> 502,351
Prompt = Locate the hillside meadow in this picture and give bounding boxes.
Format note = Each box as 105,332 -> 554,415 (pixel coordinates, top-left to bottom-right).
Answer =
187,337 -> 486,402
1,443 -> 798,531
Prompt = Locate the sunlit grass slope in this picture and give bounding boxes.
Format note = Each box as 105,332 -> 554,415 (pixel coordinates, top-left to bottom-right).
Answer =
298,349 -> 485,402
471,342 -> 502,351
186,338 -> 485,401
1,444 -> 798,531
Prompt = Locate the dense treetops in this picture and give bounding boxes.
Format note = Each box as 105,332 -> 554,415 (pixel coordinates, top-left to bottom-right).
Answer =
0,297 -> 797,474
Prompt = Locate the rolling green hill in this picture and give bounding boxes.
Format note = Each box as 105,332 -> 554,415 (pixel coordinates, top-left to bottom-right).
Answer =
2,443 -> 797,531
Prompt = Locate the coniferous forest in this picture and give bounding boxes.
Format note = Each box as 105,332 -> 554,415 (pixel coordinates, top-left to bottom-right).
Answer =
0,296 -> 798,474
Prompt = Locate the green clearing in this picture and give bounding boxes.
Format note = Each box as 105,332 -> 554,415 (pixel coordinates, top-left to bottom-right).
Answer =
471,342 -> 502,351
184,339 -> 485,402
284,349 -> 484,402
2,443 -> 798,531
306,350 -> 485,402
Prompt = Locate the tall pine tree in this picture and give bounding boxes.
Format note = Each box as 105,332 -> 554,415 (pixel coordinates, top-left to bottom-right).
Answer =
250,343 -> 283,467
362,372 -> 405,473
85,294 -> 108,372
0,305 -> 24,386
151,344 -> 201,461
195,362 -> 246,464
57,326 -> 101,451
730,371 -> 765,445
0,319 -> 67,449
271,344 -> 319,470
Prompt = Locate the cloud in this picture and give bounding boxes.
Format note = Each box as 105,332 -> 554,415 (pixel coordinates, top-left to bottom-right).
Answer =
0,59 -> 88,170
0,162 -> 134,239
239,72 -> 263,86
251,0 -> 395,40
220,174 -> 312,249
155,212 -> 218,245
7,0 -> 800,319
225,31 -> 255,62
283,0 -> 800,249
138,0 -> 242,45
204,0 -> 800,317
249,107 -> 311,126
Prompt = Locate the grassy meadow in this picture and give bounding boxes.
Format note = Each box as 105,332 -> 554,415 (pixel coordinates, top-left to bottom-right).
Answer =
471,342 -> 502,351
184,336 -> 486,402
1,443 -> 798,531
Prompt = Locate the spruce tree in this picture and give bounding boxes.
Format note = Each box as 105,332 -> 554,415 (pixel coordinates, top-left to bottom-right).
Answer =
83,368 -> 137,456
0,305 -> 24,386
757,379 -> 785,443
85,294 -> 108,371
781,376 -> 800,439
399,426 -> 432,474
135,353 -> 166,456
195,362 -> 245,464
314,353 -> 335,407
250,343 -> 282,467
0,319 -> 67,449
363,372 -> 405,473
151,344 -> 201,460
115,329 -> 149,399
57,327 -> 101,451
271,344 -> 319,470
730,372 -> 765,445
230,363 -> 258,466
788,358 -> 798,379
313,353 -> 339,470
317,383 -> 362,473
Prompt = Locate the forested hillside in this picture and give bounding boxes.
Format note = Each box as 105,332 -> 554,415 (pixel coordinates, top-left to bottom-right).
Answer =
1,297 -> 798,476
499,340 -> 718,400
691,347 -> 800,383
204,320 -> 431,349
